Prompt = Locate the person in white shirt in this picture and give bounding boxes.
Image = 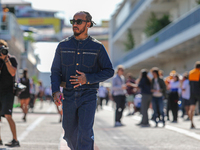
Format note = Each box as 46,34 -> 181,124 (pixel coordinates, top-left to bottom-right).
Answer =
181,72 -> 190,120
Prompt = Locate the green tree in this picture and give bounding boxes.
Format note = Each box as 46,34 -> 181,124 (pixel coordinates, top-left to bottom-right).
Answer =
24,32 -> 35,43
144,12 -> 171,37
123,28 -> 135,51
31,75 -> 39,84
196,0 -> 200,4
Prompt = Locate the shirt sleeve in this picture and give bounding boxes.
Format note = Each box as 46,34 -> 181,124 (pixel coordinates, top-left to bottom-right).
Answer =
9,57 -> 18,68
50,43 -> 62,94
182,81 -> 186,90
85,45 -> 114,84
112,77 -> 122,91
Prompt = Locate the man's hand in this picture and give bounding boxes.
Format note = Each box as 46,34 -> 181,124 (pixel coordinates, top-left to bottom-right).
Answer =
70,70 -> 87,88
0,53 -> 7,61
53,92 -> 64,106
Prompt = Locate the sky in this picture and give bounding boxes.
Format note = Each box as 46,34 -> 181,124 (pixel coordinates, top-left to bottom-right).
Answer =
24,0 -> 123,25
34,42 -> 58,72
24,0 -> 123,72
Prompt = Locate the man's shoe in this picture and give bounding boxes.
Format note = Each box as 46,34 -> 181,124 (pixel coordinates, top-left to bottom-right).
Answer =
22,117 -> 26,122
0,140 -> 3,145
5,139 -> 20,147
191,123 -> 195,129
114,122 -> 124,127
141,124 -> 150,127
171,120 -> 177,123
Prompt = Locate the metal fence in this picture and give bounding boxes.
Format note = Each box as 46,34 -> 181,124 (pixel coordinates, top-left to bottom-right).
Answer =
114,6 -> 200,67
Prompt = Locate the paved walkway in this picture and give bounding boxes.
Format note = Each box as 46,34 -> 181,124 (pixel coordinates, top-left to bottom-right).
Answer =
0,100 -> 200,149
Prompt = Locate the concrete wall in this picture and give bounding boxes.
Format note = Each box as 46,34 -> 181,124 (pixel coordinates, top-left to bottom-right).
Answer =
116,0 -> 131,29
111,41 -> 126,64
160,52 -> 200,77
7,38 -> 23,69
170,0 -> 198,22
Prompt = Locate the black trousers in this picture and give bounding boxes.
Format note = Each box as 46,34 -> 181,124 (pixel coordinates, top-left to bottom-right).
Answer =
169,92 -> 179,121
166,93 -> 171,120
114,95 -> 126,122
99,97 -> 105,108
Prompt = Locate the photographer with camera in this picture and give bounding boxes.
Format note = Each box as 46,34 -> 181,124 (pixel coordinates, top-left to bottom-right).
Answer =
0,39 -> 20,147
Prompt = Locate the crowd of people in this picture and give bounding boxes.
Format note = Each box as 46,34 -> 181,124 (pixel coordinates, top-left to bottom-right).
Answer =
98,61 -> 200,129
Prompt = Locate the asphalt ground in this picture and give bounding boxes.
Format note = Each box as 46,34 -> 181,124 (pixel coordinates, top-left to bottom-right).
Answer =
0,100 -> 200,150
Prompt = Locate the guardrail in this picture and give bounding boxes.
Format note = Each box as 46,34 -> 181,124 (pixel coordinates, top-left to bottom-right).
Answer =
113,0 -> 146,37
114,6 -> 200,67
0,12 -> 24,51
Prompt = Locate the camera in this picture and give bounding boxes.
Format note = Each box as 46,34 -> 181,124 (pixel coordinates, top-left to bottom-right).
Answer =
0,45 -> 9,56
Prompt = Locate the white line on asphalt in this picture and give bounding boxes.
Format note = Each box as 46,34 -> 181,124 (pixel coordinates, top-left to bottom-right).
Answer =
165,125 -> 200,140
18,116 -> 45,142
18,104 -> 55,142
132,116 -> 200,141
102,106 -> 200,141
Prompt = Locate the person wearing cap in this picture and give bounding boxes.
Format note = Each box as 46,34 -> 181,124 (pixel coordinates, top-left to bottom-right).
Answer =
51,11 -> 114,150
188,61 -> 200,129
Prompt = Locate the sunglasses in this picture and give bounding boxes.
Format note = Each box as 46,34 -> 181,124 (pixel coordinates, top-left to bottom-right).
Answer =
70,19 -> 88,25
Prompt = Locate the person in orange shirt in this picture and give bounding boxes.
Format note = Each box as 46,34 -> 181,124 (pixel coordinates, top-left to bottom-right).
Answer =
188,61 -> 200,129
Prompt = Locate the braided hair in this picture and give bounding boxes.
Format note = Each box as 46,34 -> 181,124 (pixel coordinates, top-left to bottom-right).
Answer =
76,11 -> 96,27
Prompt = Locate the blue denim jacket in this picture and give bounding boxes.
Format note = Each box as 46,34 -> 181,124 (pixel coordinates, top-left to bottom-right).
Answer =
50,36 -> 114,94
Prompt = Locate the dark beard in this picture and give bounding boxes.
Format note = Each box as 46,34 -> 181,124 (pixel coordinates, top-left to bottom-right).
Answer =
74,24 -> 86,37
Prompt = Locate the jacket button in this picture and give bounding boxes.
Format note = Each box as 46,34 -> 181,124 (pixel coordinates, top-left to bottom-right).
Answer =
77,52 -> 80,54
87,82 -> 90,84
76,63 -> 79,65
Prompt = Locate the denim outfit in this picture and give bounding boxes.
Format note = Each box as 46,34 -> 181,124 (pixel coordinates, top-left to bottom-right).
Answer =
51,36 -> 114,150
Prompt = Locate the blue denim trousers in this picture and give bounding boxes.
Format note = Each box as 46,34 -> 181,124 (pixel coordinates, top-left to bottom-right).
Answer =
152,96 -> 165,124
62,89 -> 97,150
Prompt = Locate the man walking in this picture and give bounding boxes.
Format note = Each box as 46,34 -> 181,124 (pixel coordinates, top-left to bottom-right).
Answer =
188,61 -> 200,129
51,11 -> 114,150
0,39 -> 20,147
112,65 -> 127,127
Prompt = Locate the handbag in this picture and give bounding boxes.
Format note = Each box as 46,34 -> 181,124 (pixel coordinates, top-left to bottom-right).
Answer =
13,72 -> 27,97
13,82 -> 26,97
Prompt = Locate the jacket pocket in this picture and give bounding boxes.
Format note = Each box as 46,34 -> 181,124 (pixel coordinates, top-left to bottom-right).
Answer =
82,52 -> 97,68
61,51 -> 75,66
